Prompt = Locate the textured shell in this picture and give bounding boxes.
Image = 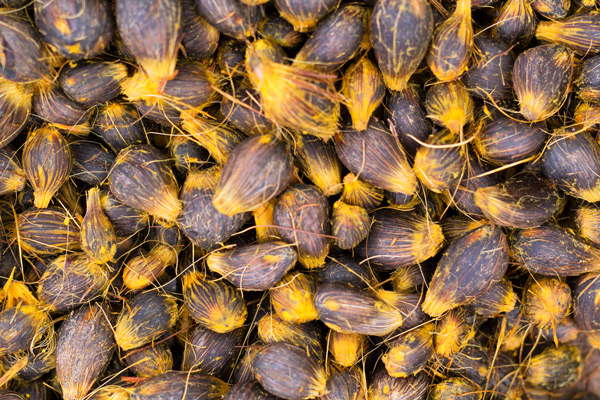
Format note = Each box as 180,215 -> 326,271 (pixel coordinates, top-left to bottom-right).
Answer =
0,327 -> 55,381
122,246 -> 178,292
181,0 -> 219,59
382,323 -> 434,378
492,0 -> 536,46
123,343 -> 173,378
525,344 -> 582,390
575,55 -> 600,103
122,61 -> 215,126
34,0 -> 114,60
80,187 -> 116,264
386,86 -> 432,157
465,35 -> 515,101
109,144 -> 181,222
245,40 -> 340,140
523,277 -> 572,329
182,325 -> 243,376
194,0 -> 261,39
220,87 -> 276,136
70,141 -> 115,185
233,344 -> 263,385
100,189 -> 149,237
257,14 -> 303,49
542,131 -> 600,202
474,172 -> 563,229
441,216 -> 489,243
359,209 -> 444,270
434,308 -> 475,358
55,304 -> 115,400
331,200 -> 370,250
531,0 -> 570,19
170,135 -> 211,175
368,369 -> 429,400
536,12 -> 600,56
94,103 -> 146,153
0,148 -> 26,195
22,127 -> 72,209
314,284 -> 403,336
511,225 -> 600,276
371,0 -> 433,91
270,272 -> 319,324
342,57 -> 385,132
294,5 -> 365,72
574,101 -> 600,130
319,255 -> 376,289
207,241 -> 297,291
474,116 -> 546,165
341,173 -> 384,209
213,134 -> 293,216
0,78 -> 33,148
130,372 -> 229,400
386,291 -> 428,332
328,331 -> 365,367
252,342 -> 328,400
414,130 -> 466,193
441,341 -> 490,386
334,118 -> 417,195
322,366 -> 366,400
576,204 -> 600,246
257,313 -> 323,360
0,392 -> 23,400
391,263 -> 430,292
183,271 -> 247,333
252,199 -> 281,243
0,305 -> 49,357
59,61 -> 127,106
274,0 -> 338,32
114,291 -> 178,351
450,155 -> 502,217
14,208 -> 81,255
37,253 -> 110,313
223,381 -> 278,400
425,81 -> 473,135
178,167 -> 249,250
115,0 -> 182,83
33,84 -> 92,128
535,317 -> 580,344
429,378 -> 480,400
150,219 -> 183,247
293,133 -> 342,197
427,0 -> 473,81
182,115 -> 245,165
0,11 -> 51,82
468,278 -> 517,317
512,44 -> 573,121
574,273 -> 600,348
217,38 -> 247,76
423,224 -> 509,317
273,184 -> 331,269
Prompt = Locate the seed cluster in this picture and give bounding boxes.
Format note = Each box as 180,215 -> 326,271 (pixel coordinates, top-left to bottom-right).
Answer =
0,0 -> 600,399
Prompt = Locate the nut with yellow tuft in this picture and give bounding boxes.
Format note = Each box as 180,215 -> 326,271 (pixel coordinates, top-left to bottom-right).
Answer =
182,271 -> 247,333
